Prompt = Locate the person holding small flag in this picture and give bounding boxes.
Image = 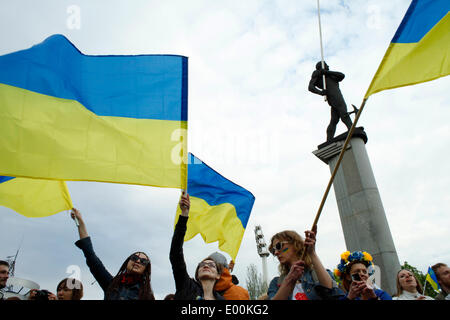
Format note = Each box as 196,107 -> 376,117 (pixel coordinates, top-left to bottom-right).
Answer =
431,263 -> 450,300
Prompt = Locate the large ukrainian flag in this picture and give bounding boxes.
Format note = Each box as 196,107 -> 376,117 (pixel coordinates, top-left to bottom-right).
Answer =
175,153 -> 255,260
365,0 -> 449,98
0,35 -> 188,189
0,176 -> 72,218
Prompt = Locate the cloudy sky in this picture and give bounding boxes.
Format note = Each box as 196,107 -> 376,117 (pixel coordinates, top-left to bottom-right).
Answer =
1,0 -> 449,299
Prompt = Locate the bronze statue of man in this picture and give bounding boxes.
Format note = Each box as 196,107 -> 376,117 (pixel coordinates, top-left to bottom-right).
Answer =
308,61 -> 353,142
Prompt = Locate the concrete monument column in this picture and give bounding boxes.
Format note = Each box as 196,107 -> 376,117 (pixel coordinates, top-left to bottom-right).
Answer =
313,127 -> 400,295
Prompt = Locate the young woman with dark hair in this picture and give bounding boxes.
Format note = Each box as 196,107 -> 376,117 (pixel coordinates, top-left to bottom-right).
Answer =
169,192 -> 224,300
71,208 -> 155,300
56,278 -> 84,300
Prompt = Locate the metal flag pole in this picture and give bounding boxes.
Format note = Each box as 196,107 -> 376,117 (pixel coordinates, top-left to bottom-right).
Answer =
422,279 -> 427,296
300,98 -> 368,260
317,0 -> 327,102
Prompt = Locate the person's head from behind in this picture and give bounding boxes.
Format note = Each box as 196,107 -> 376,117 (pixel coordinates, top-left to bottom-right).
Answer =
195,258 -> 222,283
164,293 -> 175,300
395,269 -> 422,295
0,260 -> 9,289
56,278 -> 84,300
316,61 -> 329,71
269,230 -> 312,275
432,263 -> 450,291
106,251 -> 155,300
207,252 -> 228,272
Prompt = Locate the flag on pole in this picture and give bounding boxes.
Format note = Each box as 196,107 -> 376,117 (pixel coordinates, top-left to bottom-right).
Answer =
365,0 -> 450,99
425,266 -> 441,291
174,153 -> 255,260
0,176 -> 72,218
0,34 -> 188,189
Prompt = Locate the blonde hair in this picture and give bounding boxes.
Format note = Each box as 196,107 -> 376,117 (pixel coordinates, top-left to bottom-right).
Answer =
269,230 -> 313,276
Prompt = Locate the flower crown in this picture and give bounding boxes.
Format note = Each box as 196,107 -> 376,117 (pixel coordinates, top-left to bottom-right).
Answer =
334,250 -> 373,280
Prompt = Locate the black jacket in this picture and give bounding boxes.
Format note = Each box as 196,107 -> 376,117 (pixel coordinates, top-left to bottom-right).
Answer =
169,215 -> 224,300
75,237 -> 140,300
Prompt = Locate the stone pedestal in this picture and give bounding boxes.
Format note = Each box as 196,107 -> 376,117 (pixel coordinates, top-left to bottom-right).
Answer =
313,127 -> 400,295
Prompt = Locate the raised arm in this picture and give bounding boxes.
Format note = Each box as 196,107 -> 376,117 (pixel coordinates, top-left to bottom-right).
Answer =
70,208 -> 113,292
169,192 -> 192,291
71,208 -> 88,239
304,227 -> 333,289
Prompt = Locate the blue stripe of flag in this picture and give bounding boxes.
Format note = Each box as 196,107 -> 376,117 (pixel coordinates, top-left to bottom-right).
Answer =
187,153 -> 255,228
392,0 -> 449,43
0,34 -> 188,121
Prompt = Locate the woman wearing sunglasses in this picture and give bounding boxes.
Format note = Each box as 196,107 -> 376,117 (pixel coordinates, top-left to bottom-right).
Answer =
71,208 -> 155,300
169,192 -> 224,300
267,229 -> 344,300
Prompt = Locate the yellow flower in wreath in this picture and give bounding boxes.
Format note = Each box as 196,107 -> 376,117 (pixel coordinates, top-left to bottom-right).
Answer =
362,251 -> 373,262
340,251 -> 350,262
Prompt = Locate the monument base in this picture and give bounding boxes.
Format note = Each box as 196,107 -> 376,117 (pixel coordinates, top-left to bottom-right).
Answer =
313,128 -> 400,295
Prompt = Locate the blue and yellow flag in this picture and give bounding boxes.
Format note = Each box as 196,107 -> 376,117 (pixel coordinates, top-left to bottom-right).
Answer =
175,153 -> 255,260
0,176 -> 72,217
0,34 -> 188,189
365,0 -> 449,98
425,266 -> 441,291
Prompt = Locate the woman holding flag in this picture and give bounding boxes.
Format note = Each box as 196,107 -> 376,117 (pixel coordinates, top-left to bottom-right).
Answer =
70,208 -> 155,300
267,229 -> 343,300
169,192 -> 224,300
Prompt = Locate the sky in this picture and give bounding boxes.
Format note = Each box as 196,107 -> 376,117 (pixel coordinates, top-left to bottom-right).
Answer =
0,0 -> 449,300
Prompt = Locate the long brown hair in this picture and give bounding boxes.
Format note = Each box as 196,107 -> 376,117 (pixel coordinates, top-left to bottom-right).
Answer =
105,252 -> 155,300
394,269 -> 423,297
269,230 -> 313,276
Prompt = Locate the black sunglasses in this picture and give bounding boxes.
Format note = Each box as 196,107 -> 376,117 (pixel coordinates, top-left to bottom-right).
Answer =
270,241 -> 289,255
130,255 -> 150,266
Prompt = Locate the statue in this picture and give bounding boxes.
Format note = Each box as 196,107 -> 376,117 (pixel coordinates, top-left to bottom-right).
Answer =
308,61 -> 353,142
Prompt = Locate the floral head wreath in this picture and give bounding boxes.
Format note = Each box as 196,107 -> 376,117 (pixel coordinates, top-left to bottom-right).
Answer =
334,251 -> 373,280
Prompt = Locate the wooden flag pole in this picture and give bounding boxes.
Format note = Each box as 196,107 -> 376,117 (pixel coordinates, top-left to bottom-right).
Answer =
300,98 -> 368,260
317,0 -> 327,102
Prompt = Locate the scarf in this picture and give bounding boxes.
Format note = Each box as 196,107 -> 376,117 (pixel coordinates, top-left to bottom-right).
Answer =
120,273 -> 143,285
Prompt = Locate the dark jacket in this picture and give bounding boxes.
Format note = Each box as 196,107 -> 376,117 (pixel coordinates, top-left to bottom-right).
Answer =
169,215 -> 224,300
75,237 -> 141,300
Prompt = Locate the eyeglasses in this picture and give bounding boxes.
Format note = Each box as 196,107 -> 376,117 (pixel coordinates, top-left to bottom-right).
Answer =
130,255 -> 150,266
270,241 -> 290,255
199,261 -> 217,270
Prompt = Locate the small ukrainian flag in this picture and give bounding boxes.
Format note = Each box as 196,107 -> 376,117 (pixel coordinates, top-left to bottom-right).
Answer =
425,267 -> 441,292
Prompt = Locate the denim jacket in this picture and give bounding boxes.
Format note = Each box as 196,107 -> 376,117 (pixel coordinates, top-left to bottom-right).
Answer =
267,268 -> 345,300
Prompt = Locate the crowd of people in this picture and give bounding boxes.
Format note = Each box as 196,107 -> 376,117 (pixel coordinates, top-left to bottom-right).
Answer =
1,192 -> 448,301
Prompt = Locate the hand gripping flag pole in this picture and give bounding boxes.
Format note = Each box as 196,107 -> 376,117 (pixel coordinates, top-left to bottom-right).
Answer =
317,0 -> 327,102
